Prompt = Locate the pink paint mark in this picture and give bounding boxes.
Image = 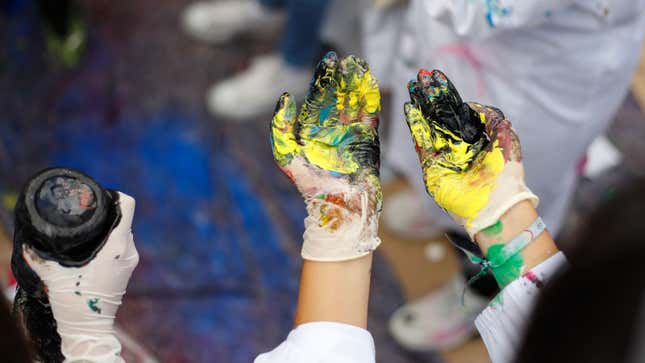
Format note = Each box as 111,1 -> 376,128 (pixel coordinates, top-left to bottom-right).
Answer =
431,321 -> 473,346
576,154 -> 588,177
7,267 -> 15,286
435,44 -> 486,97
523,271 -> 545,288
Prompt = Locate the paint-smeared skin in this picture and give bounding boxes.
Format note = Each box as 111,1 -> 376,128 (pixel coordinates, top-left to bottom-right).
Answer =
485,243 -> 524,288
271,52 -> 381,236
404,69 -> 522,225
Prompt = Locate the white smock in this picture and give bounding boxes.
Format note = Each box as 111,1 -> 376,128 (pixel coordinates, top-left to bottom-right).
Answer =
363,0 -> 645,234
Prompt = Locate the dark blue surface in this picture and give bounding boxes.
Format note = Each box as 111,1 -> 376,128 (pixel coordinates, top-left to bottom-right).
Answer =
0,1 -> 407,361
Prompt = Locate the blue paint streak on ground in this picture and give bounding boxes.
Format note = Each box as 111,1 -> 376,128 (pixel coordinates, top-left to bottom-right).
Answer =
47,112 -> 296,360
2,0 -> 40,68
215,152 -> 295,291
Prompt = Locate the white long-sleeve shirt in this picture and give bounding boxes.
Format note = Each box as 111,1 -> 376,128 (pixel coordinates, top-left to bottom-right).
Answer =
254,322 -> 376,363
254,252 -> 566,363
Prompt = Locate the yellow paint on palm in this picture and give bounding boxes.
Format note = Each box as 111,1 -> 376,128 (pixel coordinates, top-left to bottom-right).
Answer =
425,141 -> 505,224
301,140 -> 359,174
298,123 -> 378,174
271,96 -> 299,166
336,70 -> 381,118
297,65 -> 380,174
430,123 -> 477,171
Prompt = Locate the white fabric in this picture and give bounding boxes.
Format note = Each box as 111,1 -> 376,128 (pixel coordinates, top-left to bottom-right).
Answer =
254,322 -> 376,363
475,251 -> 568,363
366,0 -> 645,235
23,192 -> 139,363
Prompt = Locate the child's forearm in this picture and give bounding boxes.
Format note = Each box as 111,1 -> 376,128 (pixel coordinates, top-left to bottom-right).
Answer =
294,254 -> 373,329
474,200 -> 560,288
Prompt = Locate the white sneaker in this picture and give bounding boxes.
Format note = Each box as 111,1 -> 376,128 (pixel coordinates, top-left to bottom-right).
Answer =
389,275 -> 488,351
207,54 -> 311,121
383,188 -> 441,239
181,0 -> 285,44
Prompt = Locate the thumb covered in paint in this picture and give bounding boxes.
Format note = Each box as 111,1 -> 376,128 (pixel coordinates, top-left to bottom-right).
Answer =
404,101 -> 434,162
270,92 -> 299,167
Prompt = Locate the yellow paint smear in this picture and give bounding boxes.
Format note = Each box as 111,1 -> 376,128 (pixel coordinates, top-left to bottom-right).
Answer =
300,124 -> 361,174
271,98 -> 299,166
336,70 -> 381,116
425,141 -> 505,223
430,123 -> 477,171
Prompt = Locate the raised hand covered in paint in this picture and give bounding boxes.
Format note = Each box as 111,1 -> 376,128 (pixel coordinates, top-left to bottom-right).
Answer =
22,192 -> 138,362
404,69 -> 538,239
271,51 -> 382,261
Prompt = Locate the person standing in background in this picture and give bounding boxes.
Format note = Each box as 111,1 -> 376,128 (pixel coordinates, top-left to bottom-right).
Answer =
182,0 -> 330,121
362,0 -> 645,352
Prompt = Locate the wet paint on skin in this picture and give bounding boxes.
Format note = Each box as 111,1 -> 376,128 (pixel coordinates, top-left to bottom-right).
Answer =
270,51 -> 382,238
481,219 -> 503,237
485,243 -> 524,288
404,69 -> 523,227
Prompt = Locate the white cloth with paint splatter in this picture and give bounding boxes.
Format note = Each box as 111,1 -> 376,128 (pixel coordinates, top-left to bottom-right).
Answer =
364,0 -> 645,235
254,322 -> 375,363
475,251 -> 568,363
23,192 -> 139,363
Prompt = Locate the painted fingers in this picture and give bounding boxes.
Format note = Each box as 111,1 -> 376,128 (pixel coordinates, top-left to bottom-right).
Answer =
405,69 -> 488,172
270,52 -> 381,177
270,92 -> 299,167
468,102 -> 522,162
298,51 -> 340,126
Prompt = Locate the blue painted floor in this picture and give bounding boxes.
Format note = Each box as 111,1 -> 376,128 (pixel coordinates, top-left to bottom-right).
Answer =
0,1 -> 408,362
2,1 -> 644,362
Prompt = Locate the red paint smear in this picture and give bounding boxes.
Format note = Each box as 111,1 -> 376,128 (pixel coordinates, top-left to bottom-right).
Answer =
431,322 -> 472,345
324,194 -> 346,208
418,68 -> 432,77
523,271 -> 545,288
79,188 -> 93,209
576,154 -> 588,177
281,167 -> 297,184
7,267 -> 16,286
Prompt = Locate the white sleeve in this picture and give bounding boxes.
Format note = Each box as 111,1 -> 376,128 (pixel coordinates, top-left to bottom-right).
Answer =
254,322 -> 375,363
475,252 -> 568,363
423,0 -> 577,39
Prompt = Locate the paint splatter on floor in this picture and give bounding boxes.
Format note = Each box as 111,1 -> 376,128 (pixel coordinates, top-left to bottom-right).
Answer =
0,1 -> 410,362
1,1 -> 643,362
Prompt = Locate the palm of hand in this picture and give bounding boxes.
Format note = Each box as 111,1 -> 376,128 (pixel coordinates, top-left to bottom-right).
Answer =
405,69 -> 521,223
271,52 -> 382,226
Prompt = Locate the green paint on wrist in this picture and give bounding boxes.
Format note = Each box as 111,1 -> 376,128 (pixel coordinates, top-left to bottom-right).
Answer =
486,243 -> 524,288
481,219 -> 503,236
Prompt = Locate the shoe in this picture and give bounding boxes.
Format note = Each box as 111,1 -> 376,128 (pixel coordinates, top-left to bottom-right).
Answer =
207,54 -> 311,121
389,275 -> 488,351
383,188 -> 441,239
181,0 -> 285,44
42,2 -> 87,68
